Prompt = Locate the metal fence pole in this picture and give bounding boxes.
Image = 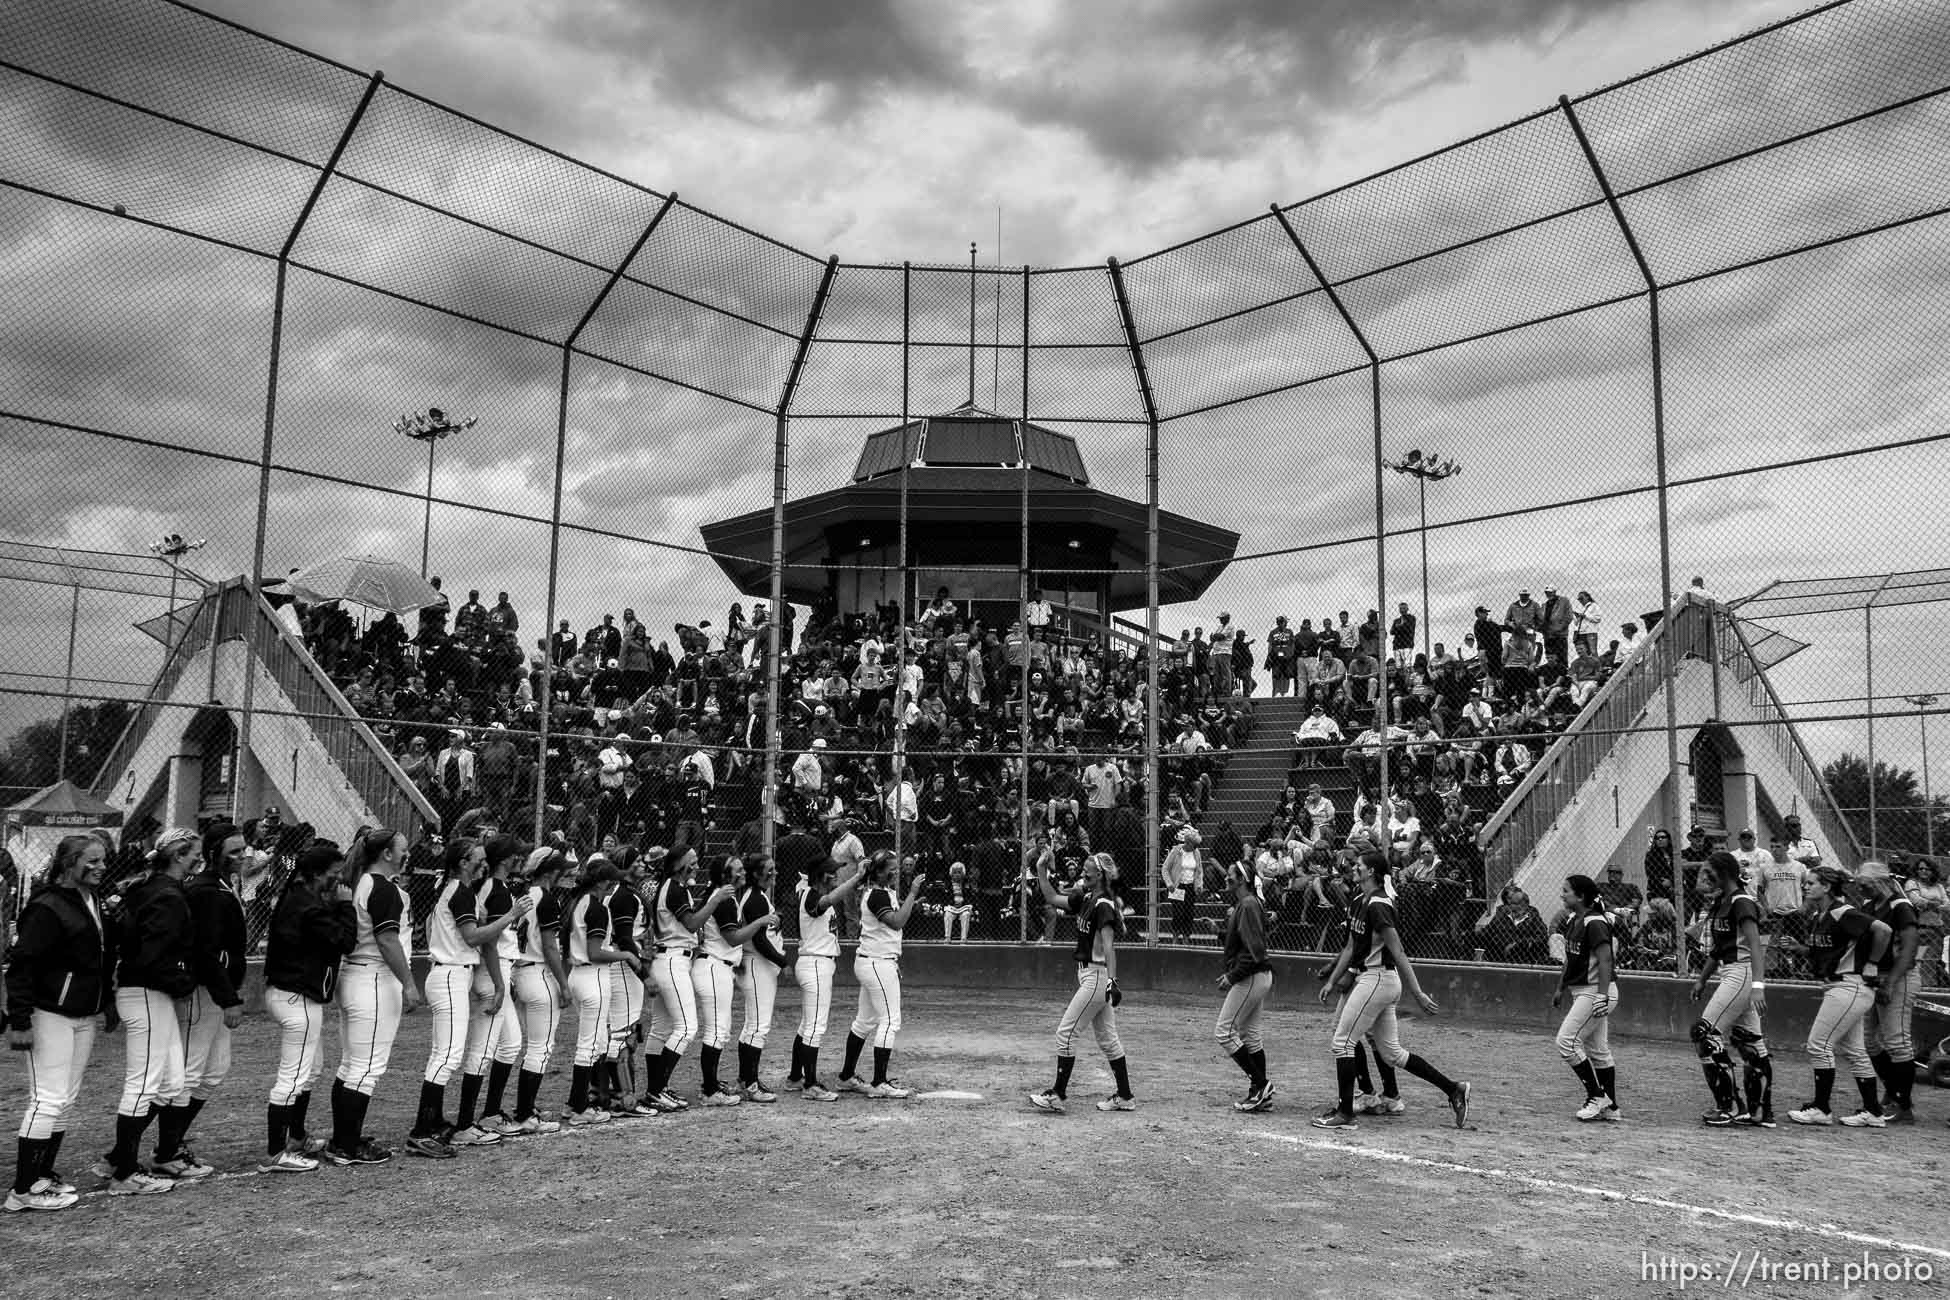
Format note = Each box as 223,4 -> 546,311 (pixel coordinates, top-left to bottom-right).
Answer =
537,194 -> 677,847
1562,96 -> 1685,972
235,72 -> 382,826
1018,264 -> 1032,944
56,582 -> 79,782
1866,604 -> 1877,854
1106,258 -> 1161,946
1270,206 -> 1389,832
764,257 -> 839,865
893,263 -> 911,873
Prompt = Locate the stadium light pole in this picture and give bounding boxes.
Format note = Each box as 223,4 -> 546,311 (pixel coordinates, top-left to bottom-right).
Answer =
148,533 -> 206,650
396,409 -> 478,578
1385,450 -> 1461,660
1905,694 -> 1937,859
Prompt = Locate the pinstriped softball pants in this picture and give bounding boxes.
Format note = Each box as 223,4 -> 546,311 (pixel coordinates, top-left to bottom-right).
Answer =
1806,977 -> 1876,1078
851,955 -> 903,1050
649,951 -> 698,1055
795,954 -> 835,1048
1054,962 -> 1123,1060
1865,968 -> 1919,1062
1553,982 -> 1617,1068
18,1010 -> 95,1140
1216,970 -> 1272,1055
266,988 -> 325,1106
114,986 -> 185,1115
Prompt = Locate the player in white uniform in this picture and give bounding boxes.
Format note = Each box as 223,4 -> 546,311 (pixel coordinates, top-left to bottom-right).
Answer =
693,857 -> 775,1106
1027,853 -> 1136,1113
1691,851 -> 1771,1127
1551,874 -> 1621,1123
450,835 -> 535,1143
599,848 -> 655,1117
783,856 -> 862,1102
836,851 -> 925,1098
733,856 -> 793,1102
411,840 -> 486,1157
509,850 -> 575,1134
643,849 -> 732,1110
563,860 -> 632,1127
330,827 -> 422,1167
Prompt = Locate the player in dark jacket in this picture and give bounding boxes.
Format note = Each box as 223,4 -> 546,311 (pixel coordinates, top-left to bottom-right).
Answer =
1788,867 -> 1893,1128
1214,862 -> 1275,1112
156,823 -> 251,1178
5,834 -> 113,1212
261,842 -> 358,1171
104,827 -> 201,1195
1551,874 -> 1620,1123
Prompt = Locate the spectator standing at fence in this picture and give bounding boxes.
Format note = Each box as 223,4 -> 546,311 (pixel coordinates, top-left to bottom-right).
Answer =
1389,603 -> 1417,668
1539,588 -> 1573,667
1781,815 -> 1821,869
1616,621 -> 1645,663
1082,755 -> 1124,847
1163,829 -> 1201,943
1643,829 -> 1676,902
1572,591 -> 1602,660
434,730 -> 477,831
1267,617 -> 1296,697
1472,607 -> 1503,697
1208,614 -> 1237,698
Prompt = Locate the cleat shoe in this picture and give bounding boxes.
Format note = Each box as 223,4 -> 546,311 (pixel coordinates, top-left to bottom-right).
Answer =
4,1188 -> 77,1212
1599,1105 -> 1622,1122
447,1124 -> 502,1147
109,1171 -> 175,1196
1838,1109 -> 1887,1129
489,1114 -> 528,1137
514,1115 -> 561,1136
1449,1081 -> 1473,1130
782,1078 -> 804,1093
1883,1105 -> 1915,1125
1787,1106 -> 1832,1127
325,1139 -> 393,1166
154,1150 -> 215,1180
1235,1083 -> 1276,1113
404,1135 -> 456,1159
293,1135 -> 328,1157
649,1093 -> 686,1114
618,1098 -> 661,1117
837,1076 -> 870,1094
701,1089 -> 743,1108
802,1085 -> 840,1103
28,1174 -> 77,1197
1359,1095 -> 1405,1117
1736,1111 -> 1775,1129
1028,1089 -> 1067,1115
1352,1091 -> 1378,1114
1311,1108 -> 1358,1130
1095,1096 -> 1138,1112
566,1109 -> 613,1127
1700,1109 -> 1735,1127
743,1083 -> 778,1104
257,1150 -> 319,1174
868,1081 -> 913,1100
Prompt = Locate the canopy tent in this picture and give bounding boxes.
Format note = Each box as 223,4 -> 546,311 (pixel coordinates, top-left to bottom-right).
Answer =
4,779 -> 123,899
287,554 -> 444,616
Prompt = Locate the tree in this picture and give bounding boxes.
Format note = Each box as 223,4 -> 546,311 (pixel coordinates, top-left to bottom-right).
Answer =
1820,752 -> 1949,858
0,700 -> 133,794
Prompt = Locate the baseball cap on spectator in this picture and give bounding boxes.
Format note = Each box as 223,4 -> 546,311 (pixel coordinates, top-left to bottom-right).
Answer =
811,738 -> 827,749
1737,828 -> 1754,840
1784,814 -> 1802,825
1688,825 -> 1705,836
1856,860 -> 1893,881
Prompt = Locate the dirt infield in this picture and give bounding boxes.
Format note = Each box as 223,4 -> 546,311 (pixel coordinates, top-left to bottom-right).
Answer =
3,983 -> 1945,1299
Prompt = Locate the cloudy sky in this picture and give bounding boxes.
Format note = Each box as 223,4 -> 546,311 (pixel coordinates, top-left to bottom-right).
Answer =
1,0 -> 1947,788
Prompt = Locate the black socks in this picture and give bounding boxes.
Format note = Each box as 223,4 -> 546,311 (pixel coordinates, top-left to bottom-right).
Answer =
108,1110 -> 153,1179
484,1060 -> 514,1118
787,1036 -> 807,1083
416,1080 -> 447,1136
1814,1067 -> 1836,1114
872,1047 -> 892,1087
1335,1054 -> 1359,1115
514,1070 -> 543,1122
841,1033 -> 866,1082
569,1063 -> 592,1113
1595,1066 -> 1616,1108
1402,1054 -> 1456,1097
1571,1059 -> 1601,1100
803,1045 -> 822,1089
456,1073 -> 484,1129
267,1103 -> 290,1156
1109,1056 -> 1132,1100
1054,1055 -> 1076,1099
14,1138 -> 45,1195
700,1046 -> 722,1094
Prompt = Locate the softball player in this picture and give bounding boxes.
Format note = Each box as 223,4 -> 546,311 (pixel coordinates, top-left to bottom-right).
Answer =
1690,851 -> 1771,1127
509,850 -> 575,1133
1028,853 -> 1136,1114
837,850 -> 925,1098
5,835 -> 110,1213
1859,860 -> 1921,1123
564,860 -> 632,1126
600,848 -> 655,1116
734,856 -> 792,1102
784,856 -> 862,1102
410,840 -> 487,1157
1215,861 -> 1275,1112
329,827 -> 423,1168
103,826 -> 200,1194
1551,874 -> 1620,1123
158,823 -> 250,1179
1313,852 -> 1471,1130
451,836 -> 537,1143
695,856 -> 774,1105
1788,866 -> 1893,1128
644,849 -> 732,1111
261,841 -> 357,1172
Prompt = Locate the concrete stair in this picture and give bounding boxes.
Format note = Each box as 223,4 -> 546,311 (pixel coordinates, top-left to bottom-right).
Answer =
1195,697 -> 1359,845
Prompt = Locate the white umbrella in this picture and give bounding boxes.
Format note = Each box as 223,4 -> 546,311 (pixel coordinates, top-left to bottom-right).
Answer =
287,554 -> 444,616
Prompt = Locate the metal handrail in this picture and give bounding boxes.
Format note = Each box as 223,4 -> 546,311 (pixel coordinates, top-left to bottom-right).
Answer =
91,593 -> 217,799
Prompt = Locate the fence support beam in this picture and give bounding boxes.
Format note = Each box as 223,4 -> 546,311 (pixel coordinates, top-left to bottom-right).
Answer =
762,257 -> 840,864
236,71 -> 382,826
534,193 -> 678,845
1562,96 -> 1685,968
1107,257 -> 1162,945
1271,205 -> 1391,836
893,263 -> 912,871
1018,265 -> 1032,941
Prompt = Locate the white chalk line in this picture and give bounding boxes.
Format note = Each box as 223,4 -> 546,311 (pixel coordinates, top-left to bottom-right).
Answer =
1246,1130 -> 1950,1263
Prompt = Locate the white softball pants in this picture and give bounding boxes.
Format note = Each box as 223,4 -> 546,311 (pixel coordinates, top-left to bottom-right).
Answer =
1329,970 -> 1405,1064
1806,977 -> 1876,1077
463,966 -> 523,1074
1701,962 -> 1767,1052
692,957 -> 737,1051
18,1010 -> 96,1140
649,952 -> 699,1056
850,954 -> 903,1050
512,963 -> 562,1074
606,964 -> 645,1058
265,988 -> 325,1106
1865,968 -> 1919,1062
1054,962 -> 1122,1060
1217,970 -> 1273,1056
335,961 -> 403,1097
1553,982 -> 1617,1068
567,965 -> 611,1069
114,986 -> 186,1116
423,963 -> 473,1085
737,956 -> 780,1050
795,954 -> 836,1048
181,986 -> 234,1100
